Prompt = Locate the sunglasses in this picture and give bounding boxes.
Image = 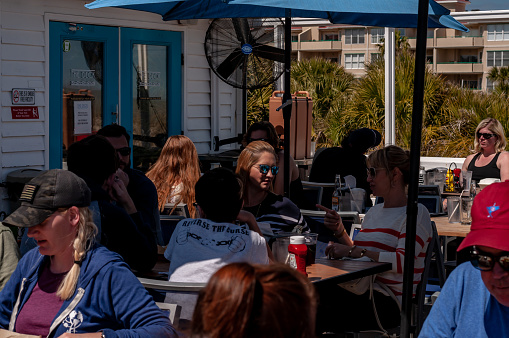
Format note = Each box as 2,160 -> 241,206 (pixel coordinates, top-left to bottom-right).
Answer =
470,246 -> 509,272
256,164 -> 279,175
116,147 -> 131,156
248,138 -> 268,144
366,167 -> 385,178
477,132 -> 496,140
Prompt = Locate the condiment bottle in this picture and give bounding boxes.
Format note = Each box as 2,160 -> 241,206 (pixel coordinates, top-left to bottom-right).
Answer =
287,236 -> 307,276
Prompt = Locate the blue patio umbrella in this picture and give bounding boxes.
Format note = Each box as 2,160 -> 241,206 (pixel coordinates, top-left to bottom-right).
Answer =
85,0 -> 467,335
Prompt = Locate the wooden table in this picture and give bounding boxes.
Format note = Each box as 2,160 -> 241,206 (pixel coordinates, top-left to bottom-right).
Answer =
307,258 -> 391,288
432,216 -> 471,237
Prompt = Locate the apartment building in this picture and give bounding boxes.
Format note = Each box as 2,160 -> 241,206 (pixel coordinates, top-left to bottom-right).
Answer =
291,0 -> 509,91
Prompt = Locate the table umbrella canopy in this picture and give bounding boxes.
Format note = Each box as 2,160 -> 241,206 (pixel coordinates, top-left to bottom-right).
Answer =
86,0 -> 467,31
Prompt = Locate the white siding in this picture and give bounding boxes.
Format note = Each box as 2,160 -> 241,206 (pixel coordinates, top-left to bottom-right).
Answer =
0,0 -> 240,213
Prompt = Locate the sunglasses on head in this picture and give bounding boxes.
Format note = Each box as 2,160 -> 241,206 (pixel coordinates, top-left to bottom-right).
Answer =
366,167 -> 385,178
470,246 -> 509,272
477,132 -> 496,140
256,164 -> 279,175
248,138 -> 268,144
116,147 -> 131,156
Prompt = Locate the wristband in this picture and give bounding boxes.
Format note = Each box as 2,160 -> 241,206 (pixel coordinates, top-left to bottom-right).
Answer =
347,245 -> 357,258
334,228 -> 346,238
359,248 -> 367,258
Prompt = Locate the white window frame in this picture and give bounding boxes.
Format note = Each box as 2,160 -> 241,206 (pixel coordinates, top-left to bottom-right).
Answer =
345,53 -> 365,69
345,29 -> 365,44
487,51 -> 509,67
487,24 -> 509,41
371,28 -> 384,44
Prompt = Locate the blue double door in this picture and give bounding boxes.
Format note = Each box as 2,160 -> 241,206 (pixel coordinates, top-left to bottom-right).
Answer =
49,22 -> 182,170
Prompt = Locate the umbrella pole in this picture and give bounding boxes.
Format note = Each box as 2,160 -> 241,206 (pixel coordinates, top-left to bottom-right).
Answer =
283,10 -> 291,197
401,0 -> 429,336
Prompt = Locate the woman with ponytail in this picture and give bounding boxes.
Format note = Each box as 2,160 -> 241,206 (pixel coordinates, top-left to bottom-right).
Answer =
0,170 -> 176,337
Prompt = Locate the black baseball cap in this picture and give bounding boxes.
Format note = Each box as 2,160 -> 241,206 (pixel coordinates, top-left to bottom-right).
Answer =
3,169 -> 91,228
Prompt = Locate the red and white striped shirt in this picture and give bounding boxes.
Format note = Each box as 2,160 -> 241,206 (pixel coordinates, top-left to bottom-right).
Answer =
354,203 -> 432,304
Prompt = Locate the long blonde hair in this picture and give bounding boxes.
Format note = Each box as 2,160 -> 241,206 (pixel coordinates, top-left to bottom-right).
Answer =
146,135 -> 201,218
57,207 -> 97,300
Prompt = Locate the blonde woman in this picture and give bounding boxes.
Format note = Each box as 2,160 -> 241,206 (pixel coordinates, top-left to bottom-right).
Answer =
236,141 -> 308,233
146,135 -> 201,218
0,170 -> 176,337
462,117 -> 509,183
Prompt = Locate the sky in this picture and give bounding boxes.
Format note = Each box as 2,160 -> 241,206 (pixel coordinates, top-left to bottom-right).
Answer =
466,0 -> 509,11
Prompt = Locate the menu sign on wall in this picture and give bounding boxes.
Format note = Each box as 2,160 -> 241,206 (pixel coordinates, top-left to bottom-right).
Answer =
73,101 -> 92,135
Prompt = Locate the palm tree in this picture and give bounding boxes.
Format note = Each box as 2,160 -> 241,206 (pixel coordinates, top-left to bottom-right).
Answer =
488,66 -> 509,96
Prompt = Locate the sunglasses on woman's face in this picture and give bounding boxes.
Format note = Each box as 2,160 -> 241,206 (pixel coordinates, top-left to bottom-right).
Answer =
366,167 -> 385,178
256,164 -> 279,175
477,132 -> 496,140
470,246 -> 509,272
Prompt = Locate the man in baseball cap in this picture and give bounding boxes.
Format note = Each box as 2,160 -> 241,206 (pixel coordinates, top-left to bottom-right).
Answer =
420,181 -> 509,337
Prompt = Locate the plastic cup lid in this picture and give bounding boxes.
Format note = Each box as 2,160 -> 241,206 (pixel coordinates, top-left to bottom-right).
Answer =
290,236 -> 305,244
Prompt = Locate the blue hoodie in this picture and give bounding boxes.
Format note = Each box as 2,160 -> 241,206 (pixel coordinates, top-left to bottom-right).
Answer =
0,245 -> 177,337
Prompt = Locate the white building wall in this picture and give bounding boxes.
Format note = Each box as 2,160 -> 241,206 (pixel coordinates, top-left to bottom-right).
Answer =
0,0 -> 239,214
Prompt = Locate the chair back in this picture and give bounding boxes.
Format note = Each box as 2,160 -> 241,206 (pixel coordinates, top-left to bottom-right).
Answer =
414,220 -> 446,335
301,181 -> 335,210
162,203 -> 191,218
139,277 -> 207,328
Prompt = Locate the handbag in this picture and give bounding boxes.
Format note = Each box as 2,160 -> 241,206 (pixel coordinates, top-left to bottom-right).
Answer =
338,274 -> 375,295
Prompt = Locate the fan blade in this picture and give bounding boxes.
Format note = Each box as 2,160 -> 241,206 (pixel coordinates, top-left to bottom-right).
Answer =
231,18 -> 253,45
252,44 -> 285,63
216,48 -> 245,80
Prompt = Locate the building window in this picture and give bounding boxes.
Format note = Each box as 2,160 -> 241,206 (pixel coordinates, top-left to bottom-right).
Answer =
487,24 -> 509,41
426,55 -> 433,63
345,53 -> 365,69
427,29 -> 434,38
291,35 -> 299,42
371,28 -> 384,44
460,55 -> 478,63
398,28 -> 406,37
371,53 -> 382,62
345,29 -> 365,44
322,33 -> 339,41
487,51 -> 509,67
487,78 -> 495,92
327,58 -> 339,64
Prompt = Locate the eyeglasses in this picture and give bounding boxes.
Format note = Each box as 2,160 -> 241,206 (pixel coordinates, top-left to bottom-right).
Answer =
255,164 -> 279,175
470,246 -> 509,272
477,132 -> 496,140
248,138 -> 268,144
116,147 -> 131,156
366,167 -> 386,178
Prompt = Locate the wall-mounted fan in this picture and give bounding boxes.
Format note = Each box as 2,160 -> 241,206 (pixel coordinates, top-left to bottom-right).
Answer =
205,17 -> 285,90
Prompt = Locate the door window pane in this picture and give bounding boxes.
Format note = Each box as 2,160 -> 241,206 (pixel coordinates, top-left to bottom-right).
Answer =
62,40 -> 104,163
132,44 -> 168,171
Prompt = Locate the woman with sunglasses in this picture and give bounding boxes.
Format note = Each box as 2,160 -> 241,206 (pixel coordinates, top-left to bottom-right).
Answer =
236,141 -> 308,234
315,145 -> 432,333
462,117 -> 509,184
146,135 -> 201,218
243,122 -> 308,208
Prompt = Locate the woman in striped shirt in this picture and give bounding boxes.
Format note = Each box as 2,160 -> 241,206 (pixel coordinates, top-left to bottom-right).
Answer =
316,145 -> 432,333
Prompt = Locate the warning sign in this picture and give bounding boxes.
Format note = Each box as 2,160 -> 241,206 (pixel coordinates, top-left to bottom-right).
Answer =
11,107 -> 39,119
12,88 -> 35,105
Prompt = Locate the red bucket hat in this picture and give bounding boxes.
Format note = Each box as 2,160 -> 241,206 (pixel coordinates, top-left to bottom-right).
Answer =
458,181 -> 509,252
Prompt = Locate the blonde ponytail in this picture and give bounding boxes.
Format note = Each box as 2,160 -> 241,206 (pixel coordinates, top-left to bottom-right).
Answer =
57,207 -> 97,300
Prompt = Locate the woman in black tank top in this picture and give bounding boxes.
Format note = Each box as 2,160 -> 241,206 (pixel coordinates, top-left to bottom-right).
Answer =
462,118 -> 509,184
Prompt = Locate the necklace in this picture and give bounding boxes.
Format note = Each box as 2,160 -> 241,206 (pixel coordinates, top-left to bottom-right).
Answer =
255,200 -> 263,218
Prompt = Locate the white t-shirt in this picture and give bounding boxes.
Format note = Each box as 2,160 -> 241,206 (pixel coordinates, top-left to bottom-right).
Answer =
163,218 -> 269,319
